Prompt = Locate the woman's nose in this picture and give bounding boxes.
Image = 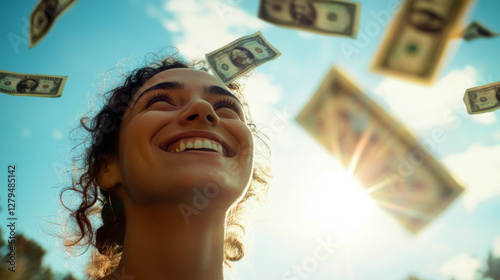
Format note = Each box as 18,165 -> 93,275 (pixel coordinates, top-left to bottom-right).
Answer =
180,99 -> 220,126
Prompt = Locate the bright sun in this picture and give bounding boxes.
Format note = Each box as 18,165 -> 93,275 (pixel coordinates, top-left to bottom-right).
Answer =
305,166 -> 375,236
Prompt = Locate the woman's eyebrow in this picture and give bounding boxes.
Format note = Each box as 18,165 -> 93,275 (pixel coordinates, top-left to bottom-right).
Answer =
204,85 -> 241,104
132,82 -> 183,109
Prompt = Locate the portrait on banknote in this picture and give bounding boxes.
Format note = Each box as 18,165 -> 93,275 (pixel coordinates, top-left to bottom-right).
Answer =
229,47 -> 255,69
290,0 -> 317,26
16,79 -> 39,93
408,1 -> 446,33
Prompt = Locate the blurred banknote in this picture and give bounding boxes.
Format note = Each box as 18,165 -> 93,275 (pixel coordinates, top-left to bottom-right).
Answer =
0,71 -> 67,97
205,31 -> 281,84
463,82 -> 500,114
258,0 -> 360,38
296,67 -> 463,234
30,0 -> 77,48
371,0 -> 475,84
462,21 -> 498,41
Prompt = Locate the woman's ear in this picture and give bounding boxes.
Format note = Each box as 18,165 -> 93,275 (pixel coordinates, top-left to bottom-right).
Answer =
97,154 -> 123,190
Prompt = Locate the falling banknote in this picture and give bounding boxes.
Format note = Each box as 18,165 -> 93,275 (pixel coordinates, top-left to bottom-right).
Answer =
462,21 -> 498,41
371,0 -> 475,84
463,81 -> 500,114
205,31 -> 281,84
296,67 -> 463,234
258,0 -> 360,38
0,70 -> 67,97
30,0 -> 77,48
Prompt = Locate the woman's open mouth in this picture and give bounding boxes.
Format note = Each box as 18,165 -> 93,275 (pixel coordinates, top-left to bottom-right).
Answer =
161,137 -> 227,156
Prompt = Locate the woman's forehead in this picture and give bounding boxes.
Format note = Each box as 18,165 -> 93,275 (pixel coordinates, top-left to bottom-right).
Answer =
138,68 -> 226,94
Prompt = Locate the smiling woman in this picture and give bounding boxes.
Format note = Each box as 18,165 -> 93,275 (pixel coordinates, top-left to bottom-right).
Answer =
59,52 -> 271,280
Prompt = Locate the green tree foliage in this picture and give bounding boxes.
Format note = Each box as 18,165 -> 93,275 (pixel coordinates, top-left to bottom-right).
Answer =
0,225 -> 78,280
62,273 -> 79,280
481,251 -> 500,280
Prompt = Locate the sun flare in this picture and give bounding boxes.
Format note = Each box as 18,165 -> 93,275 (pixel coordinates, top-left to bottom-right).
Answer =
305,166 -> 375,235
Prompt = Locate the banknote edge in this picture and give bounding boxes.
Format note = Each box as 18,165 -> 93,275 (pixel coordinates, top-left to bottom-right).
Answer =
0,71 -> 67,97
29,0 -> 78,48
296,66 -> 464,234
205,31 -> 281,84
258,0 -> 360,38
465,84 -> 500,114
370,0 -> 475,85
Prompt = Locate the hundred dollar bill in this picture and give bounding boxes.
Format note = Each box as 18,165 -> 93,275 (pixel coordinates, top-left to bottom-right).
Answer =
205,31 -> 281,84
463,82 -> 500,114
462,21 -> 498,41
371,0 -> 475,84
0,70 -> 67,98
258,0 -> 360,38
30,0 -> 77,48
296,67 -> 463,234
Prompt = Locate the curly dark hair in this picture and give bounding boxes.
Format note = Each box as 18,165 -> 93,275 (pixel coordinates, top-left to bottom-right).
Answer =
60,52 -> 271,278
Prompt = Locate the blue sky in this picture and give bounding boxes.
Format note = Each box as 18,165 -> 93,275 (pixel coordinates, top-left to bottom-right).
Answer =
1,0 -> 500,279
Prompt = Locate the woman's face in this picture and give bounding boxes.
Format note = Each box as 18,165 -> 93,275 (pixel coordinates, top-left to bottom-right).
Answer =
114,68 -> 254,205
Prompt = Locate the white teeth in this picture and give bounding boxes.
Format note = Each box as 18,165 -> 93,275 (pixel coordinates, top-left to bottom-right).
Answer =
203,140 -> 212,149
211,142 -> 218,152
194,139 -> 203,149
166,137 -> 225,155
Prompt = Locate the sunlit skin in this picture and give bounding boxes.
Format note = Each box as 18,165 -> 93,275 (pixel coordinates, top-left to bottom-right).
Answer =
98,69 -> 254,280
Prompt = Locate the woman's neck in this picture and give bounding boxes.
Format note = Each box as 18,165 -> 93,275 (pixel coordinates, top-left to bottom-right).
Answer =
106,202 -> 227,280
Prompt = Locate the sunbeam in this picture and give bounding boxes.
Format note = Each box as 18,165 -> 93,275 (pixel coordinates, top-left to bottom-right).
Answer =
304,168 -> 375,236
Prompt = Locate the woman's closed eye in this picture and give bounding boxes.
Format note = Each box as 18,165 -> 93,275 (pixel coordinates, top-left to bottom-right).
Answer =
146,92 -> 174,108
213,98 -> 242,117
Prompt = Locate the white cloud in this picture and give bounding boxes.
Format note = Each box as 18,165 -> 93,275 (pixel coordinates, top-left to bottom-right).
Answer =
297,31 -> 315,39
494,131 -> 500,142
374,66 -> 497,131
469,113 -> 496,124
52,129 -> 63,141
494,236 -> 500,257
239,70 -> 281,122
442,143 -> 500,211
162,0 -> 265,59
21,128 -> 31,137
146,3 -> 163,19
440,253 -> 482,280
162,20 -> 180,33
